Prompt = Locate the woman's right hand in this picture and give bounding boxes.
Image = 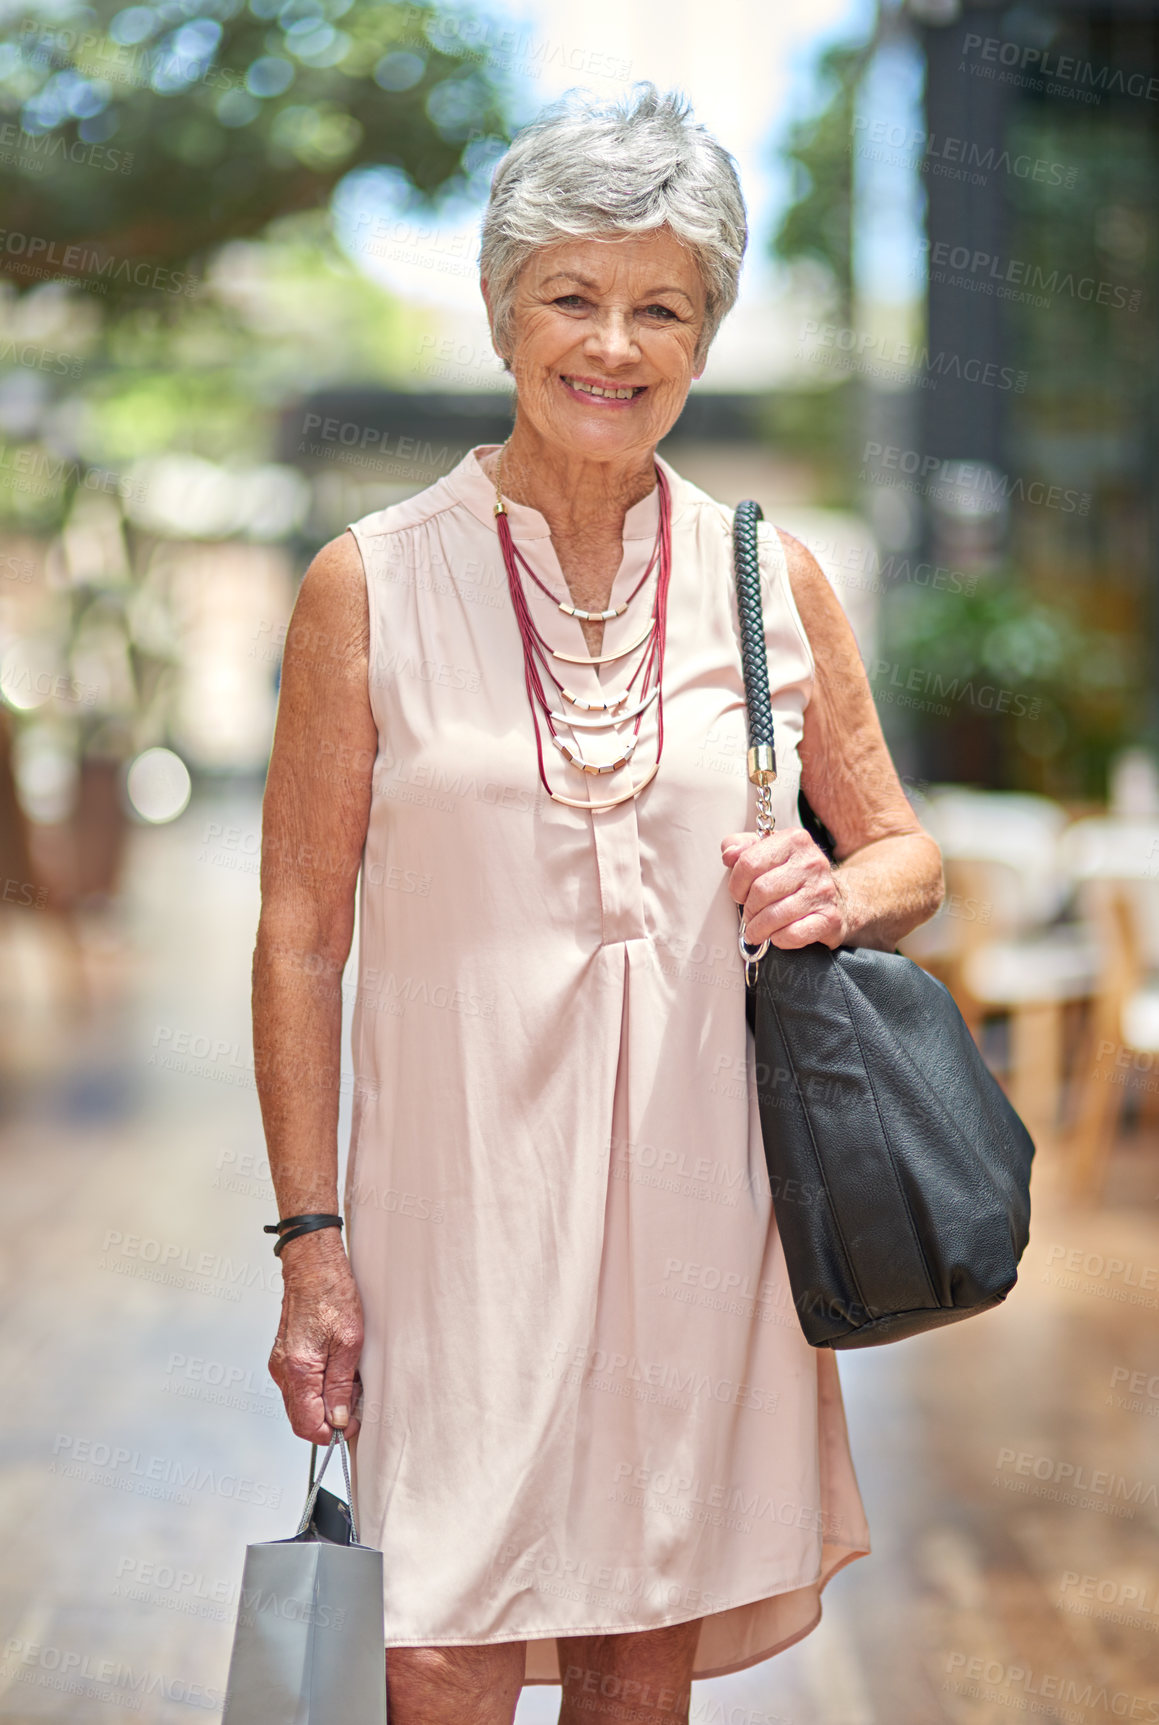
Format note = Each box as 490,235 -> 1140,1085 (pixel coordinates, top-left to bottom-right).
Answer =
269,1230 -> 365,1444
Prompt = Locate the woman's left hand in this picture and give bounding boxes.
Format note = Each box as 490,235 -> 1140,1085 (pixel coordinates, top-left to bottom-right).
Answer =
721,829 -> 848,951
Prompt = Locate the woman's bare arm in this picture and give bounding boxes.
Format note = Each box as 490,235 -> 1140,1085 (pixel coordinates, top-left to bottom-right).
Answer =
252,529 -> 377,1441
785,530 -> 944,947
723,531 -> 943,952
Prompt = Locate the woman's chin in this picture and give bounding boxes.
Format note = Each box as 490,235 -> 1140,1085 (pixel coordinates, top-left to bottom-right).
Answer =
528,406 -> 670,465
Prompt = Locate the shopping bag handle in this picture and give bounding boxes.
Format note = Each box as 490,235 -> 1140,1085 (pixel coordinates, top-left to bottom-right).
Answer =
299,1428 -> 359,1544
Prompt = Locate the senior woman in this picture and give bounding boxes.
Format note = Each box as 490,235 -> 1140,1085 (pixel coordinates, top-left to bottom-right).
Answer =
253,86 -> 942,1725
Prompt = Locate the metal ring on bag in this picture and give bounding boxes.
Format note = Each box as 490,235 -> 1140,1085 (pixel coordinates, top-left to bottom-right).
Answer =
738,904 -> 770,989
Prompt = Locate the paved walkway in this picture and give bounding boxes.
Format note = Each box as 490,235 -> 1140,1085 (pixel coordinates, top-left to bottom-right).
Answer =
0,785 -> 1156,1724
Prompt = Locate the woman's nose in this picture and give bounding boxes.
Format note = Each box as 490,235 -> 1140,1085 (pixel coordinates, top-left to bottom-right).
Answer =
583,310 -> 639,368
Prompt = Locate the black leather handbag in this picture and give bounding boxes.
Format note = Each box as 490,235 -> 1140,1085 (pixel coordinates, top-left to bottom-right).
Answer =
733,500 -> 1035,1348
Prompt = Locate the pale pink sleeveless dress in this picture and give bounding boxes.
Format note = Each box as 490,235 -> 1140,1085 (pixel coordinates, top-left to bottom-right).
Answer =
344,447 -> 870,1683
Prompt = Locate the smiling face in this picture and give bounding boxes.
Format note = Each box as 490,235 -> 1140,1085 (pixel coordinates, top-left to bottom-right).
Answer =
487,227 -> 709,468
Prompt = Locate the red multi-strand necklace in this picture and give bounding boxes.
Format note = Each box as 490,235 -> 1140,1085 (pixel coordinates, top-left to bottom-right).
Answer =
493,449 -> 672,812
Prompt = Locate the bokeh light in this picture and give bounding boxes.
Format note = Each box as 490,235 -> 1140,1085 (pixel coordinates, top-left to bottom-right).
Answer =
124,745 -> 192,823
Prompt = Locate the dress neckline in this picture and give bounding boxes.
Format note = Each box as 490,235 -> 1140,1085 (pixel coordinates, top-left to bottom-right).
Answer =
445,443 -> 677,543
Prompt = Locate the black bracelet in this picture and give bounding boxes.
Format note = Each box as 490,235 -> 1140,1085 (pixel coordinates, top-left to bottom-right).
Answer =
263,1213 -> 344,1257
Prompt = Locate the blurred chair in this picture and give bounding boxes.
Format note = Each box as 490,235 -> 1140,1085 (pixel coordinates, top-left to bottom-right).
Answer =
1060,818 -> 1159,1198
903,789 -> 1099,1144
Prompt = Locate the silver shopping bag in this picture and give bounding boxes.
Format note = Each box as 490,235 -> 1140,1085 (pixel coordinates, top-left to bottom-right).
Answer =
221,1430 -> 386,1724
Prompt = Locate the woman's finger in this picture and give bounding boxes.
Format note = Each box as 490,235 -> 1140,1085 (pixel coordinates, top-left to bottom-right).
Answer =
770,911 -> 840,951
723,832 -> 802,902
720,830 -> 758,862
321,1322 -> 365,1435
742,885 -> 843,950
273,1344 -> 330,1441
270,1289 -> 365,1441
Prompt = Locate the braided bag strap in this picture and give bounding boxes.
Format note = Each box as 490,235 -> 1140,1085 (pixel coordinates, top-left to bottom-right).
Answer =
732,500 -> 776,760
733,501 -> 779,981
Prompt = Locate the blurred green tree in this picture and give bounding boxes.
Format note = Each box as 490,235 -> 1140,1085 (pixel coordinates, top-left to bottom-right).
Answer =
0,0 -> 511,300
0,0 -> 517,896
772,41 -> 863,326
882,571 -> 1136,795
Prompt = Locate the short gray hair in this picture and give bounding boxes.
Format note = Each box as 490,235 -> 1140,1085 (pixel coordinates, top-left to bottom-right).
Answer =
480,85 -> 747,365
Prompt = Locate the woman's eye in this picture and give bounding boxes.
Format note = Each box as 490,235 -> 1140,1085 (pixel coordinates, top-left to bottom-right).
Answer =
553,295 -> 586,309
644,304 -> 678,320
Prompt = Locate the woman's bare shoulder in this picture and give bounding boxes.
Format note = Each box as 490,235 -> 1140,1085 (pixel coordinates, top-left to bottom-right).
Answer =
289,530 -> 369,664
774,527 -> 849,651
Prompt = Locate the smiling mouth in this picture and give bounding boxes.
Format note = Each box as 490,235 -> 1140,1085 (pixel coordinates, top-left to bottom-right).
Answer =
561,376 -> 647,401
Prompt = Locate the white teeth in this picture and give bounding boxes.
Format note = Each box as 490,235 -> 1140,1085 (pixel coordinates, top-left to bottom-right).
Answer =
566,378 -> 639,400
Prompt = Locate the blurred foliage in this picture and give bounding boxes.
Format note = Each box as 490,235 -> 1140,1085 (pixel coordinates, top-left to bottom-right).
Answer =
0,0 -> 511,299
755,379 -> 860,505
882,571 -> 1138,794
89,213 -> 434,461
0,0 -> 515,796
0,0 -> 514,529
0,214 -> 437,529
993,100 -> 1156,779
772,41 -> 863,326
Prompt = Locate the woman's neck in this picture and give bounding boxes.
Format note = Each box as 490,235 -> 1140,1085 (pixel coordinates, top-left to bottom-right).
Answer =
482,421 -> 657,541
